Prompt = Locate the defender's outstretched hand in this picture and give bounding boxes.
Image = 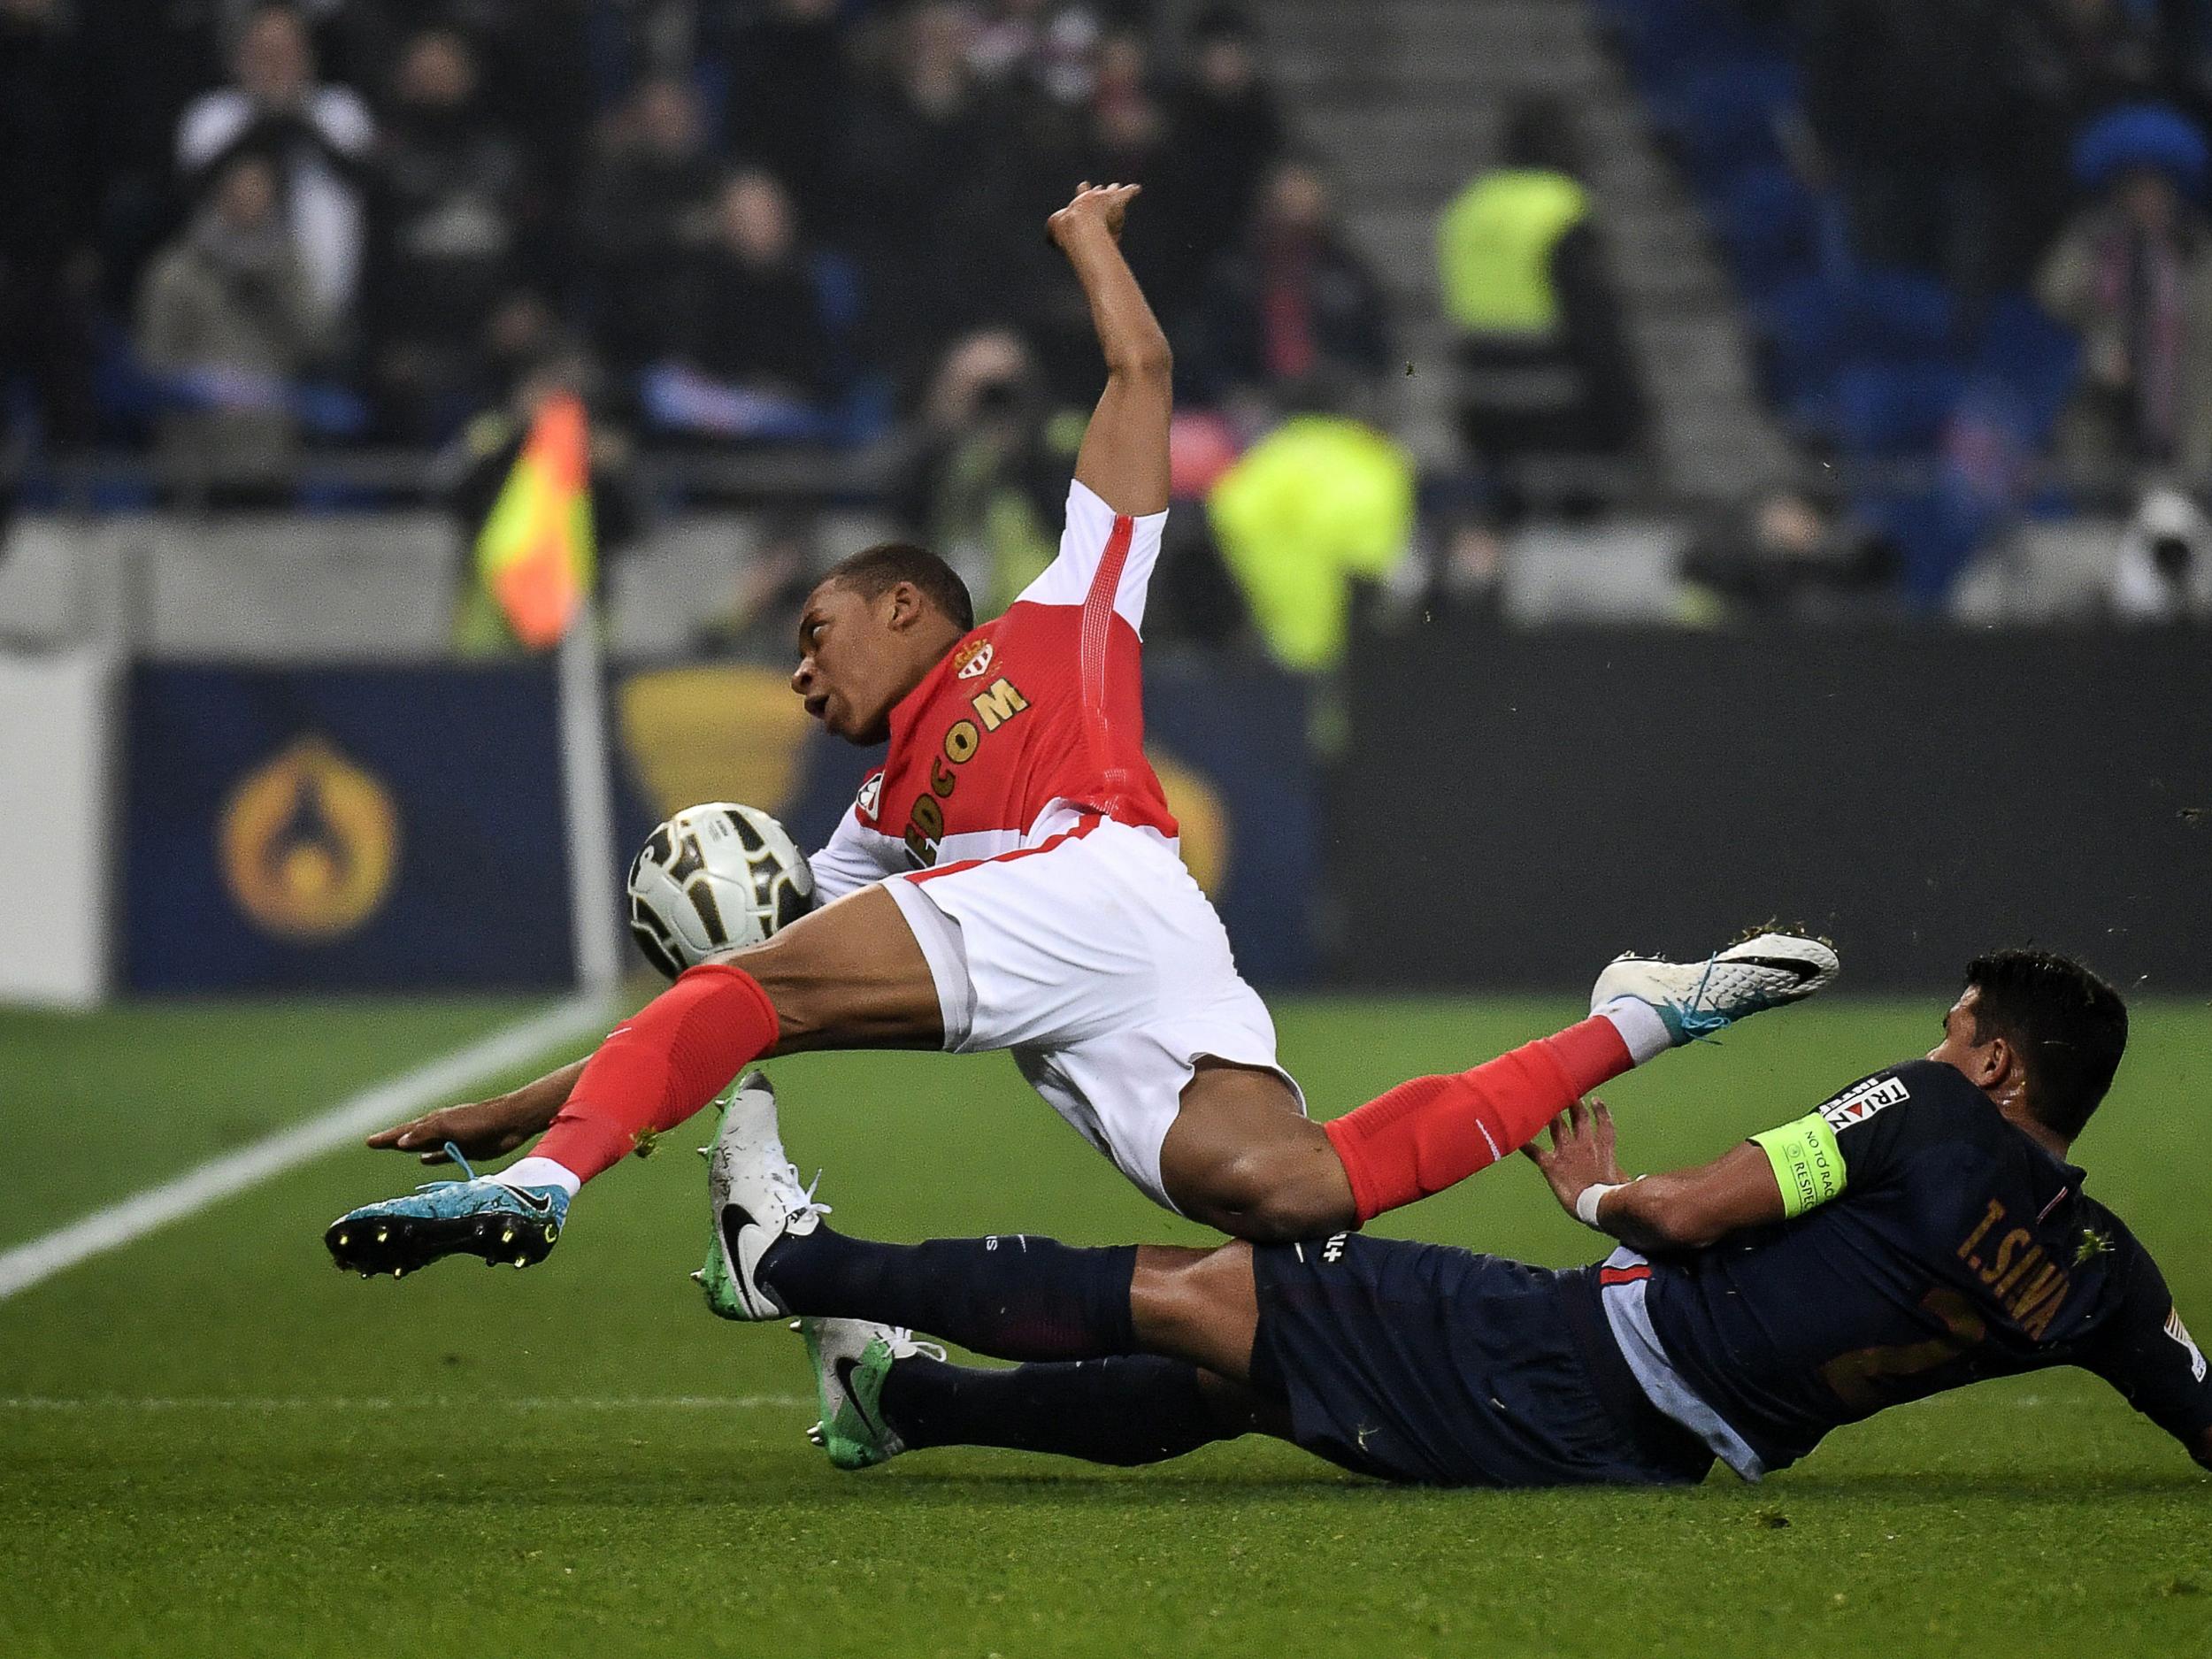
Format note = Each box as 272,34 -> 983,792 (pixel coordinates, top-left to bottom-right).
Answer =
1049,180 -> 1141,249
1523,1099 -> 1624,1214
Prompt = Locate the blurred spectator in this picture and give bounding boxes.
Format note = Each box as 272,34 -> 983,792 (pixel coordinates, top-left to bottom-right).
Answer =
894,329 -> 1085,613
580,74 -> 722,373
1439,96 -> 1643,458
1154,6 -> 1286,324
0,0 -> 97,444
2037,109 -> 2212,478
365,27 -> 536,442
1082,27 -> 1167,183
137,151 -> 326,496
315,3 -> 595,194
970,0 -> 1103,105
722,0 -> 854,237
642,170 -> 841,443
1185,158 -> 1392,410
1205,404 -> 1416,673
695,510 -> 830,657
1679,485 -> 1899,616
176,3 -> 375,333
2110,481 -> 2212,618
843,3 -> 1022,393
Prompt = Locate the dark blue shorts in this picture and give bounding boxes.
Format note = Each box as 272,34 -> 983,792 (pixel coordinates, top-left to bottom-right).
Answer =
1249,1233 -> 1714,1488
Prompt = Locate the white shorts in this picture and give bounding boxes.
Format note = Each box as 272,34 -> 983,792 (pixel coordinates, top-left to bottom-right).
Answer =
882,816 -> 1305,1210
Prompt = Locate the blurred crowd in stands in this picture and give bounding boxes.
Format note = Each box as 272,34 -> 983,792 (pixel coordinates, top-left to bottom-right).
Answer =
9,0 -> 2212,637
1613,0 -> 2212,615
0,0 -> 1361,475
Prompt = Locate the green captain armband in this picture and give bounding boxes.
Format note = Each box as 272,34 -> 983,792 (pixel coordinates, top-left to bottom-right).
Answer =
1751,1113 -> 1846,1218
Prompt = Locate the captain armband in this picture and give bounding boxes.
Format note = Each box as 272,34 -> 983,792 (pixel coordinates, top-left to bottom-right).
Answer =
1750,1113 -> 1847,1218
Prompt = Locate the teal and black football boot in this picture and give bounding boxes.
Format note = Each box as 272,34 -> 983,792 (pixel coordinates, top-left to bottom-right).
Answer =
324,1148 -> 569,1278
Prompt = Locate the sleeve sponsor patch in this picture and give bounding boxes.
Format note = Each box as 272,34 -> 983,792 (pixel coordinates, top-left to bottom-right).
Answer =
2167,1307 -> 2208,1384
1751,1112 -> 1847,1218
1816,1072 -> 1912,1132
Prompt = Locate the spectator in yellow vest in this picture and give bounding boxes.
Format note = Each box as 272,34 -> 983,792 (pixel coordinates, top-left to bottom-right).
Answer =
1438,96 -> 1644,458
1204,400 -> 1415,673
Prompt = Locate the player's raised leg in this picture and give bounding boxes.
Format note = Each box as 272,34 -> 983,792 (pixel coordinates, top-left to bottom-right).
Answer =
323,883 -> 943,1276
1159,931 -> 1839,1240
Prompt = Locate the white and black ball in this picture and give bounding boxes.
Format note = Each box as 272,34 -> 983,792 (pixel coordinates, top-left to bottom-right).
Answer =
626,803 -> 816,979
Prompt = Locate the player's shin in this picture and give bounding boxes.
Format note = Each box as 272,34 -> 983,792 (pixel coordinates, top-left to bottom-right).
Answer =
1323,1014 -> 1640,1223
880,1354 -> 1232,1465
528,964 -> 781,1187
760,1228 -> 1138,1361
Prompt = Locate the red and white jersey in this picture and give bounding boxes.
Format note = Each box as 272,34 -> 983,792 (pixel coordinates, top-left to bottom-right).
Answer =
810,480 -> 1177,902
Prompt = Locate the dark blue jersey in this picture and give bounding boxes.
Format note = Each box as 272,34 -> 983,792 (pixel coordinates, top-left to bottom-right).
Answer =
1641,1059 -> 2212,1473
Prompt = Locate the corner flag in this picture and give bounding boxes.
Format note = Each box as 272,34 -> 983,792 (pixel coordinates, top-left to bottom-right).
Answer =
476,392 -> 595,649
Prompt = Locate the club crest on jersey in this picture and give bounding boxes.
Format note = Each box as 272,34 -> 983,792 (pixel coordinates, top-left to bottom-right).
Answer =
856,774 -> 882,820
2168,1307 -> 2208,1382
953,639 -> 995,680
1817,1073 -> 1911,1131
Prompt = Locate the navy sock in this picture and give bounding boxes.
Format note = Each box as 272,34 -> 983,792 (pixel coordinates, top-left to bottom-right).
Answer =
880,1354 -> 1230,1466
758,1227 -> 1137,1361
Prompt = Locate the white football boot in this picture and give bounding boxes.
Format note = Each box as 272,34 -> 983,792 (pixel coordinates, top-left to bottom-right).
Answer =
1590,931 -> 1839,1045
695,1070 -> 828,1320
798,1317 -> 943,1471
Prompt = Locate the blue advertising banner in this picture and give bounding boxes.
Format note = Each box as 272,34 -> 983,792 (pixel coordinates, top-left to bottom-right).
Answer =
126,664 -> 574,991
609,657 -> 1318,985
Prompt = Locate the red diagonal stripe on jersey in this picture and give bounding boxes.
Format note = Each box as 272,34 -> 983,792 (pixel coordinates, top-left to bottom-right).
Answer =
1079,513 -> 1135,801
903,812 -> 1103,885
1599,1264 -> 1652,1286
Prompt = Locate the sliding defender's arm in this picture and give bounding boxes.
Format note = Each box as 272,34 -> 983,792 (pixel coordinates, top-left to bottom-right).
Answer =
1523,1100 -> 1788,1255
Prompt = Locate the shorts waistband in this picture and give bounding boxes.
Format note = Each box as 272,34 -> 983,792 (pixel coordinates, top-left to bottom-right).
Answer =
1553,1269 -> 1715,1481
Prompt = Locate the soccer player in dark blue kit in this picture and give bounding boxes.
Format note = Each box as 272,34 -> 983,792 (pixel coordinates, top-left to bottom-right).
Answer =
710,949 -> 2212,1484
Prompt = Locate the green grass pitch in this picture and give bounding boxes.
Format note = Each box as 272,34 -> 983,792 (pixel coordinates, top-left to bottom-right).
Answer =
3,993 -> 2208,1659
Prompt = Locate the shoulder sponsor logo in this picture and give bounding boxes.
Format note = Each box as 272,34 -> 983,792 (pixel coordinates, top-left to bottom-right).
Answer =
2167,1307 -> 2208,1383
953,639 -> 995,680
1818,1073 -> 1912,1132
856,774 -> 882,819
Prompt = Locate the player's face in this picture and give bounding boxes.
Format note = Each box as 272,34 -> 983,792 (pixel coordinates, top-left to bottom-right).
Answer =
790,580 -> 910,745
1928,992 -> 1977,1067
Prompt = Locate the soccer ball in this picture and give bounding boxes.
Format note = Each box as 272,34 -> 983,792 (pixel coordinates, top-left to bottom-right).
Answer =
626,803 -> 816,979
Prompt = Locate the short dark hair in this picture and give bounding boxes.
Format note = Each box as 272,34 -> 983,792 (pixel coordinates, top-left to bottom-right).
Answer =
823,542 -> 975,634
1962,949 -> 2129,1141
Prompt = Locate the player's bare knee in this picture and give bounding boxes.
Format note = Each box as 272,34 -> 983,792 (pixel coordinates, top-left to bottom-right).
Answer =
1200,1136 -> 1356,1241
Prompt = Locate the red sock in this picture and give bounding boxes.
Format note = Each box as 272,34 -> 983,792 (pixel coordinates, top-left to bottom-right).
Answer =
534,964 -> 780,1185
1322,1016 -> 1633,1224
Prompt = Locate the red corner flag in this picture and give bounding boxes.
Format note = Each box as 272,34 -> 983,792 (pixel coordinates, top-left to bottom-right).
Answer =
476,392 -> 596,649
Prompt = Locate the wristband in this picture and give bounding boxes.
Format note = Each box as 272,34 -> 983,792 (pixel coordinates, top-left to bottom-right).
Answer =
1574,1180 -> 1627,1230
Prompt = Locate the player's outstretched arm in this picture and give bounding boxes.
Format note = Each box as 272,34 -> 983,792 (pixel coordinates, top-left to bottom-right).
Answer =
366,1057 -> 586,1164
1049,181 -> 1171,518
1524,1101 -> 1786,1255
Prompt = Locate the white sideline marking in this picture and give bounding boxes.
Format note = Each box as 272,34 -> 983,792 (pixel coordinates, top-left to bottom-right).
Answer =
0,1395 -> 809,1412
0,995 -> 612,1303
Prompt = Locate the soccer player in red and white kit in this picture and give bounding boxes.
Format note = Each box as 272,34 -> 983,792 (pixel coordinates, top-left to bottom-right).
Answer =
326,184 -> 1838,1279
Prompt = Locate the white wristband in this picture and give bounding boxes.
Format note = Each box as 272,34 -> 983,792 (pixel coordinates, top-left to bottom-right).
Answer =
1574,1181 -> 1627,1230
